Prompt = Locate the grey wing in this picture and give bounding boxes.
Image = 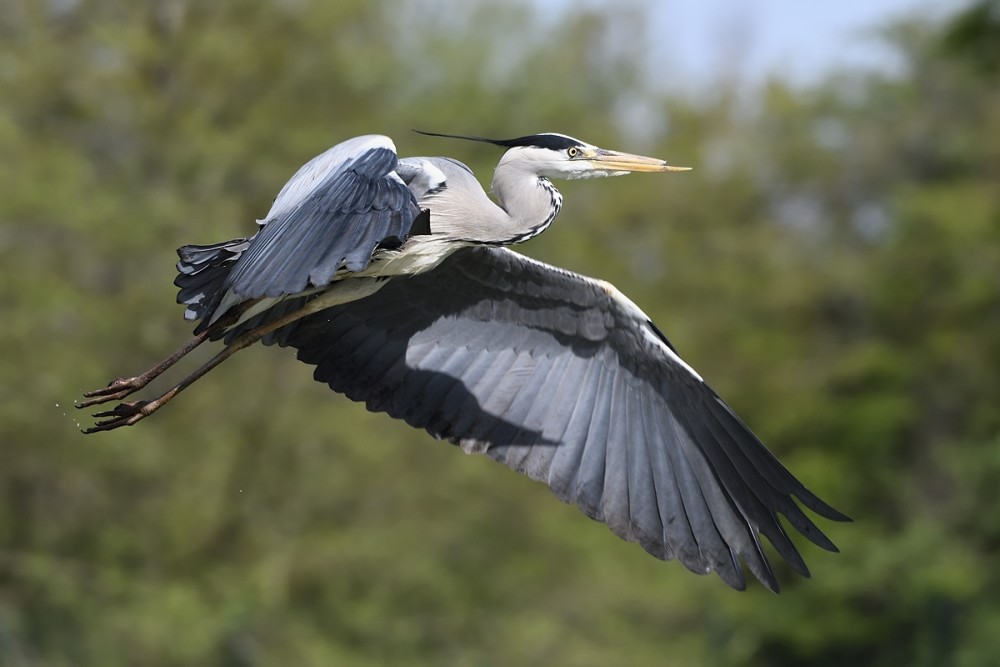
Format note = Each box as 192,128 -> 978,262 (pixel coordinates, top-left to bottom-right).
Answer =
281,246 -> 848,592
219,135 -> 421,302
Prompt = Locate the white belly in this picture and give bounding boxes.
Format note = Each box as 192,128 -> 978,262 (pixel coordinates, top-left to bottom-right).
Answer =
360,237 -> 468,278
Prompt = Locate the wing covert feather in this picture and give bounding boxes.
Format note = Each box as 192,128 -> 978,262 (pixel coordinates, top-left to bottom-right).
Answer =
224,145 -> 420,299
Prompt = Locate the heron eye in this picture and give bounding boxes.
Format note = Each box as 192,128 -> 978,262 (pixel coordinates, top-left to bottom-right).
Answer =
567,147 -> 579,158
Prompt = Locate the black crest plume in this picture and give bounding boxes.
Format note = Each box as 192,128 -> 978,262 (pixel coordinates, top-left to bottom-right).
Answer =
414,130 -> 584,151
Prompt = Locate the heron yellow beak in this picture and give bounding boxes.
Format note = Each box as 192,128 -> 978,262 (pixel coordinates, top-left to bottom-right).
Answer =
587,148 -> 691,173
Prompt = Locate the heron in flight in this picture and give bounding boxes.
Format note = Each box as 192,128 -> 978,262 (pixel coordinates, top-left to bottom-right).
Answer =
79,131 -> 847,591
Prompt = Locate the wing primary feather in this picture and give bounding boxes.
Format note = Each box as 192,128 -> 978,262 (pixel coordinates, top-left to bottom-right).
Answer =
497,355 -> 566,475
682,410 -> 810,577
710,398 -> 850,523
546,357 -> 603,502
471,351 -> 537,449
699,406 -> 838,555
601,372 -> 634,541
395,343 -> 457,422
570,353 -> 617,522
455,348 -> 520,447
450,351 -> 515,445
669,415 -> 778,592
518,355 -> 586,480
659,409 -> 740,584
625,384 -> 667,557
423,350 -> 495,439
635,393 -> 686,564
496,354 -> 559,472
407,346 -> 472,433
411,370 -> 465,431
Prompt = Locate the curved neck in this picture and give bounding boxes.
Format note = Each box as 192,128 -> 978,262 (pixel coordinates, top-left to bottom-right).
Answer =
488,162 -> 563,245
423,158 -> 564,246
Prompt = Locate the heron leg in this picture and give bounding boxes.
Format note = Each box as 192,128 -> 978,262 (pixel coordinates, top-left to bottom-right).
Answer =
76,331 -> 211,408
82,279 -> 386,433
77,300 -> 262,410
82,330 -> 254,434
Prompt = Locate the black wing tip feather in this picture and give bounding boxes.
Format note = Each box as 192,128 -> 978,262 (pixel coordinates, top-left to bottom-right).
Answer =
705,394 -> 851,527
720,552 -> 748,591
796,492 -> 853,523
698,392 -> 849,555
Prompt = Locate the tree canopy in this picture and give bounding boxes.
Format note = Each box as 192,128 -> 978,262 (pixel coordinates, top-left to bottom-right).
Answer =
2,1 -> 998,664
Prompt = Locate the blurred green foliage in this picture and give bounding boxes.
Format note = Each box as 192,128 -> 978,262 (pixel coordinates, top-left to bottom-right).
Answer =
2,1 -> 999,665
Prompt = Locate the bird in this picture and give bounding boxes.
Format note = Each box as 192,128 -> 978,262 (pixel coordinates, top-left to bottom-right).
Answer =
79,130 -> 848,592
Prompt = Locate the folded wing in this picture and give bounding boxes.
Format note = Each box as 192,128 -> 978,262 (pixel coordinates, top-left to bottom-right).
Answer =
181,135 -> 423,329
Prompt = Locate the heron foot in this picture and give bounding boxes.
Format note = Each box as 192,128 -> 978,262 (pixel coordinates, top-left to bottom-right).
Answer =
82,399 -> 155,434
77,375 -> 151,409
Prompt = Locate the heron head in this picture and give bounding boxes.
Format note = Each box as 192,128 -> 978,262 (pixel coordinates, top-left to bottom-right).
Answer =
414,130 -> 690,180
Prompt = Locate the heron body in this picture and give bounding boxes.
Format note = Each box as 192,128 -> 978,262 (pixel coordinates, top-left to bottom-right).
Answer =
81,131 -> 848,592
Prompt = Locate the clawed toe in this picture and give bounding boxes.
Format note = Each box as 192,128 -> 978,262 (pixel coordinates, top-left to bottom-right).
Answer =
83,376 -> 135,398
82,400 -> 152,433
77,377 -> 145,409
79,329 -> 232,434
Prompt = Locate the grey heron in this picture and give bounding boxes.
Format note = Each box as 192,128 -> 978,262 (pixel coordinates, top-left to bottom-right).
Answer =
79,131 -> 847,591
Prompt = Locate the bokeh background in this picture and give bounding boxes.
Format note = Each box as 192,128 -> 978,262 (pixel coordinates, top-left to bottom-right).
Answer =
3,0 -> 999,664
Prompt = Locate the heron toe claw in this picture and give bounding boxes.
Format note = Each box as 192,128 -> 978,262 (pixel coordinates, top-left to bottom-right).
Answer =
78,377 -> 146,409
82,400 -> 152,434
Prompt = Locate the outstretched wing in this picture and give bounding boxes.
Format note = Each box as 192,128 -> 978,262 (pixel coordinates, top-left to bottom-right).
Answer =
281,246 -> 848,592
195,135 -> 422,327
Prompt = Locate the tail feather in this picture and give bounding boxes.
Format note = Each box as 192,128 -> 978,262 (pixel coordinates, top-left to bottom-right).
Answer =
174,237 -> 252,324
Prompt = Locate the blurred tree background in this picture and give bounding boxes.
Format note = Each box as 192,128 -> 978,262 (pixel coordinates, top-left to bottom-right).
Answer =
2,0 -> 999,664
